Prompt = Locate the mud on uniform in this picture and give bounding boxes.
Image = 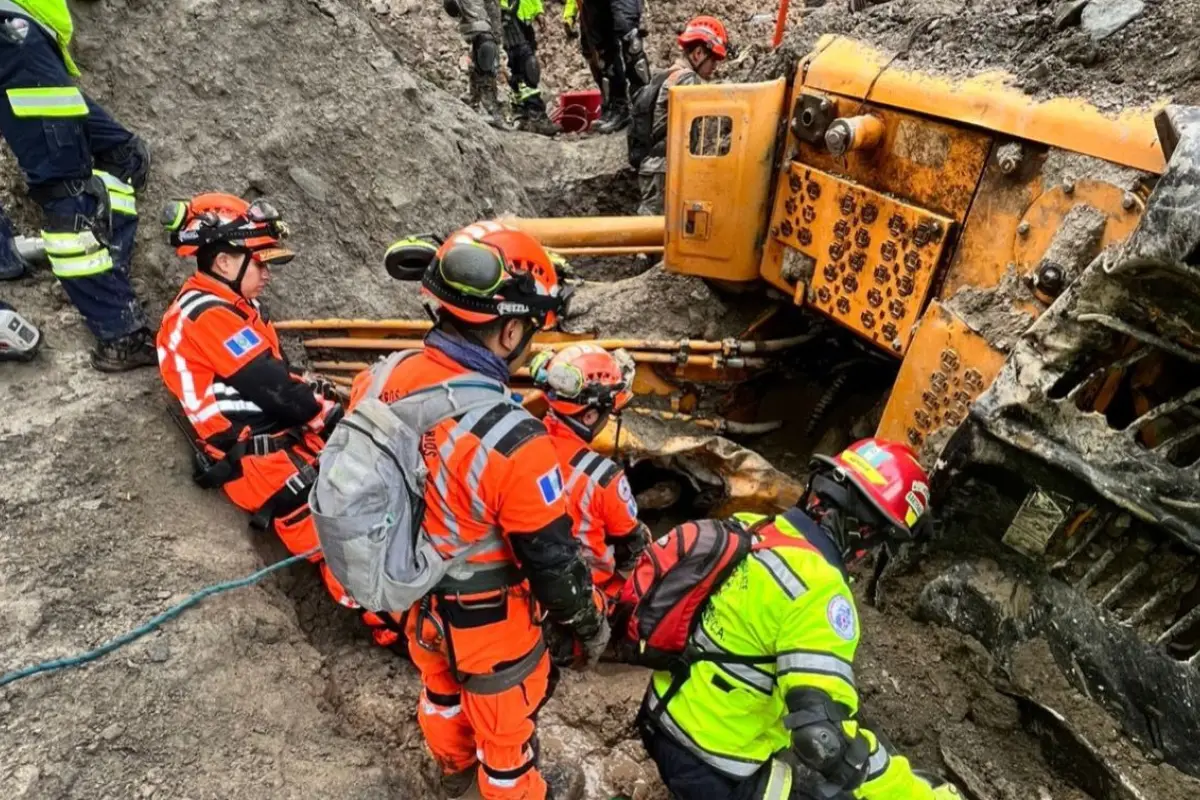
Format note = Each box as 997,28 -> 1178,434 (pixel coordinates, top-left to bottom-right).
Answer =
349,345 -> 582,800
544,413 -> 641,603
156,273 -> 410,642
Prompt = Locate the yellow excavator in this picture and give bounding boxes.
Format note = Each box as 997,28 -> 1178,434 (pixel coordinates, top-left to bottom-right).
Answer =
286,36 -> 1200,780
512,34 -> 1200,781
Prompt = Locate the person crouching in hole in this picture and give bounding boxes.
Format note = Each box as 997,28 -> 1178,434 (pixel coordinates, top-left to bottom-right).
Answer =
529,342 -> 651,666
607,438 -> 965,800
157,193 -> 407,655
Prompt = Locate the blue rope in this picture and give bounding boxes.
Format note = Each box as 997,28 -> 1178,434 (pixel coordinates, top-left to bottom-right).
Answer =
0,548 -> 318,689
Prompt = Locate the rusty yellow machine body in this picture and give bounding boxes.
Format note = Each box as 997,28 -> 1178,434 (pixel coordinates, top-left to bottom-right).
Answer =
515,35 -> 1165,458
654,34 -> 1163,454
509,36 -> 1200,776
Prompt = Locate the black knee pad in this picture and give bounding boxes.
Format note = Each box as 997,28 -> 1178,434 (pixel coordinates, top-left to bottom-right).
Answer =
472,33 -> 499,75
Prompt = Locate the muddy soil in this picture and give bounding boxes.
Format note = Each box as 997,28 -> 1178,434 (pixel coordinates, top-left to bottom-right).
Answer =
371,0 -> 1200,119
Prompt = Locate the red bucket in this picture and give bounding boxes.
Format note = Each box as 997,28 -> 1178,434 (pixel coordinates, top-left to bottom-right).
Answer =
551,89 -> 603,133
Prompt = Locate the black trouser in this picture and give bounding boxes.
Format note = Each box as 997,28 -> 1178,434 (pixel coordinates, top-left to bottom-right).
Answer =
636,700 -> 802,800
588,0 -> 645,105
500,12 -> 545,113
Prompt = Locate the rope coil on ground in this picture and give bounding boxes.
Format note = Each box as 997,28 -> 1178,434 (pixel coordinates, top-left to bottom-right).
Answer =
0,548 -> 319,689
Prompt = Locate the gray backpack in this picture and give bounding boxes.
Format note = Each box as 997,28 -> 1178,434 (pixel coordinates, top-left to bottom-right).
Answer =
310,350 -> 514,613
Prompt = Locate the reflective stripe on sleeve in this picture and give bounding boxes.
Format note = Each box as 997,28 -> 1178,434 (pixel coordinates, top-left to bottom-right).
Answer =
7,86 -> 88,118
760,758 -> 793,800
776,650 -> 856,687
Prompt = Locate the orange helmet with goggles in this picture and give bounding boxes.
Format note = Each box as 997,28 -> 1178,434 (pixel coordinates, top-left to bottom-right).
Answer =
162,193 -> 294,266
678,15 -> 729,60
807,438 -> 931,556
530,343 -> 636,418
420,221 -> 567,330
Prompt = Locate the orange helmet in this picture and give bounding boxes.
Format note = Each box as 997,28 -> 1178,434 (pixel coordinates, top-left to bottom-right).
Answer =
421,221 -> 566,330
808,438 -> 932,552
530,343 -> 636,417
678,16 -> 728,60
162,193 -> 294,265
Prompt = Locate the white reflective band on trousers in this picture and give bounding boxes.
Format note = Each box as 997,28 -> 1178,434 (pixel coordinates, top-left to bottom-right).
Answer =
646,691 -> 763,778
760,758 -> 793,800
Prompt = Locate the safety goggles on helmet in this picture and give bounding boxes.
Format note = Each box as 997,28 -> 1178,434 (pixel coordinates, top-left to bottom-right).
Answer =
530,344 -> 636,416
163,194 -> 294,265
420,223 -> 567,330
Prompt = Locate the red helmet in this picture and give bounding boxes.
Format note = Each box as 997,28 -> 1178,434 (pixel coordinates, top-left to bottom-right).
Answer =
678,16 -> 729,60
530,343 -> 636,417
809,438 -> 931,540
421,221 -> 566,330
163,193 -> 294,265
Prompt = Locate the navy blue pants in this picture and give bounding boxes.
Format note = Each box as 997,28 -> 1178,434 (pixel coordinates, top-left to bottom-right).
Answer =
637,701 -> 803,800
0,15 -> 145,342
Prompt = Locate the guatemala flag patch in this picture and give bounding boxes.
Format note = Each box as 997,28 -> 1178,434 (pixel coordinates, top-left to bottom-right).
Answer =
223,327 -> 263,359
537,465 -> 565,505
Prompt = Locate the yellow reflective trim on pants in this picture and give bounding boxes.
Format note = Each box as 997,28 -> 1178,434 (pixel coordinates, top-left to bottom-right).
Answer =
109,194 -> 137,216
6,86 -> 88,118
94,170 -> 137,216
49,248 -> 113,278
93,170 -> 134,195
760,758 -> 792,800
42,230 -> 101,257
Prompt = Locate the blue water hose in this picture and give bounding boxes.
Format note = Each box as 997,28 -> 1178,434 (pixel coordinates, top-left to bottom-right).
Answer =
0,549 -> 318,689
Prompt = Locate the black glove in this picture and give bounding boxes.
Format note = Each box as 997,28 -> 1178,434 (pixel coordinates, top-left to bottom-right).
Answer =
544,621 -> 578,667
307,375 -> 340,401
562,598 -> 610,670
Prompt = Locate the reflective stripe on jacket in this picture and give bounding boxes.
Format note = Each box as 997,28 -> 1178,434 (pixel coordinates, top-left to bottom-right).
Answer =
156,273 -> 310,444
545,414 -> 639,594
649,509 -> 937,797
348,347 -> 571,570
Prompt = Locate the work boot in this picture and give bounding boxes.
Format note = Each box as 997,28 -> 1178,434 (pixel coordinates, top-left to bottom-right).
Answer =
593,101 -> 630,134
543,762 -> 585,800
517,106 -> 560,137
90,327 -> 157,373
440,767 -> 475,799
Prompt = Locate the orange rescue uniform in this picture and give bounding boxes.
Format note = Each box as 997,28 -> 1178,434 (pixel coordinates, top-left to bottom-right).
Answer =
544,414 -> 641,602
157,273 -> 404,644
349,346 -> 576,800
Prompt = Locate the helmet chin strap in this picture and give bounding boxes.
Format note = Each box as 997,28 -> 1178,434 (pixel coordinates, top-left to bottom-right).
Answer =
558,410 -> 598,442
503,317 -> 539,365
203,249 -> 253,297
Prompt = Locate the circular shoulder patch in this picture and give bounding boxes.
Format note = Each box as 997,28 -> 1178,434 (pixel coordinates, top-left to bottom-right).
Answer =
826,595 -> 857,641
617,474 -> 633,502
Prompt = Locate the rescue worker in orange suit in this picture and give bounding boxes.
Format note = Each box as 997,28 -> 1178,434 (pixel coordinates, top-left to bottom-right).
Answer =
529,343 -> 649,608
358,223 -> 609,799
156,193 -> 407,653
